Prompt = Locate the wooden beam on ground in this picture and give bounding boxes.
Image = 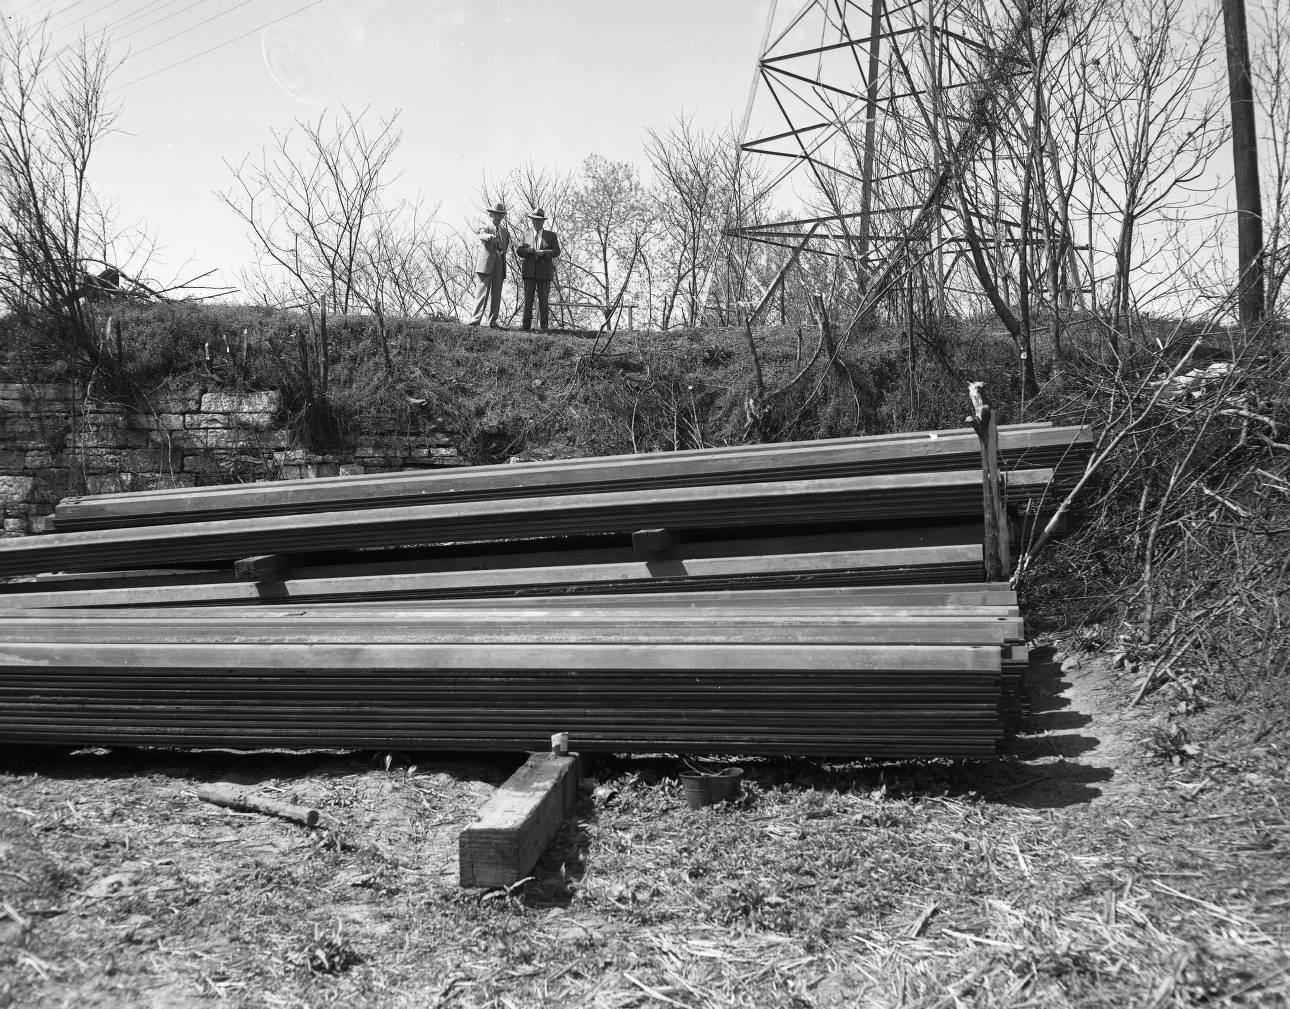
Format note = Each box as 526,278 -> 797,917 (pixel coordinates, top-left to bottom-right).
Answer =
459,751 -> 580,888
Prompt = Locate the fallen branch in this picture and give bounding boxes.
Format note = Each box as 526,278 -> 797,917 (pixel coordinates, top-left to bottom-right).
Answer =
194,782 -> 337,833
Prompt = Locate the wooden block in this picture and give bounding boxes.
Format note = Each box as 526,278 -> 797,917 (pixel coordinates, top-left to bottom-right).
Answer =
632,528 -> 674,555
459,752 -> 579,888
234,554 -> 290,582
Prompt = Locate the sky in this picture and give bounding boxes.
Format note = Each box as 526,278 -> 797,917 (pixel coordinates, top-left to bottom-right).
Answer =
0,0 -> 773,292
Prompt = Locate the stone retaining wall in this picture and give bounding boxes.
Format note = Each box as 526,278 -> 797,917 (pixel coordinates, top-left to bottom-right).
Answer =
0,382 -> 461,535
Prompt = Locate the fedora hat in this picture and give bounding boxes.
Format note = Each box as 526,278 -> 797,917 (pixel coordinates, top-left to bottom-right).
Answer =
485,201 -> 506,216
528,208 -> 547,221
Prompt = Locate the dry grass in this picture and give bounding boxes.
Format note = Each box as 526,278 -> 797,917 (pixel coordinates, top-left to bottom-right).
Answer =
1,652 -> 1286,1008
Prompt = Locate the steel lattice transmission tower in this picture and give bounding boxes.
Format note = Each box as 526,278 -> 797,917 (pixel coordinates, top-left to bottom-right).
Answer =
727,0 -> 1052,320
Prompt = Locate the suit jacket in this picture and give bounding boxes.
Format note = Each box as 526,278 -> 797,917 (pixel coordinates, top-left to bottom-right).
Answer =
516,229 -> 560,281
474,221 -> 509,276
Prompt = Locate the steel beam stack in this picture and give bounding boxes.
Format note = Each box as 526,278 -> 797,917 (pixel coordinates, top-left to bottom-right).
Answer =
0,422 -> 1089,757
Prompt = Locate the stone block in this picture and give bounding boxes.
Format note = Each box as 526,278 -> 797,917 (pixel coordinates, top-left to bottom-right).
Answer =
338,463 -> 365,476
200,390 -> 280,414
0,449 -> 26,472
119,447 -> 180,472
312,463 -> 340,478
184,428 -> 249,450
73,448 -> 119,473
83,406 -> 130,425
3,517 -> 27,533
0,475 -> 35,502
182,455 -> 224,474
28,514 -> 55,534
133,473 -> 198,491
185,412 -> 232,430
230,411 -> 275,431
139,413 -> 187,432
431,447 -> 459,458
85,473 -> 135,495
152,388 -> 203,413
69,426 -> 150,449
273,449 -> 309,466
2,416 -> 46,437
3,382 -> 76,404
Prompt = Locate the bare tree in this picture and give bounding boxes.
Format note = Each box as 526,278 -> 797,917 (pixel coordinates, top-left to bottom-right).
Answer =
1251,0 -> 1290,314
220,106 -> 401,315
1092,0 -> 1226,336
0,20 -> 121,368
562,154 -> 652,330
644,115 -> 724,329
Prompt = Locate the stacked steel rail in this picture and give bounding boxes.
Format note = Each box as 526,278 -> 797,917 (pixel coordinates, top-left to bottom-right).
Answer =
51,424 -> 1090,530
0,422 -> 1093,757
0,602 -> 1022,757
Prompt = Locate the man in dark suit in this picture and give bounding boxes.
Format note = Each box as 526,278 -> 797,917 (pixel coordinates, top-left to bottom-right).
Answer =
514,208 -> 560,331
469,201 -> 510,327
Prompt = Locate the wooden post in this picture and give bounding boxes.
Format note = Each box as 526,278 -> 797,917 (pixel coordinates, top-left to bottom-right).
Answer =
968,382 -> 1010,581
631,527 -> 674,556
234,554 -> 291,582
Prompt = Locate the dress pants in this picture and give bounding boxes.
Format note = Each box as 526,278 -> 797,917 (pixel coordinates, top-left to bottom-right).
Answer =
522,278 -> 551,331
471,267 -> 505,326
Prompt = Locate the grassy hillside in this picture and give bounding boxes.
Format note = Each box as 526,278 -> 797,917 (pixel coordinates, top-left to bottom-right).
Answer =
0,303 -> 1029,462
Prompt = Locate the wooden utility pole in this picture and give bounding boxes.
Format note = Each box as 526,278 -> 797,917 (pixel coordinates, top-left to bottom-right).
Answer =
1223,0 -> 1265,326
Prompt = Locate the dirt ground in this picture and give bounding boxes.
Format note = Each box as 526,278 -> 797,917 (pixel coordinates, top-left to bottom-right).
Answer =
1,648 -> 1287,1009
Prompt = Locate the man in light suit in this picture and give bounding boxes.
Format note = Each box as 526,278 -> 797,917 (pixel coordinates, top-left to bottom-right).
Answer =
469,201 -> 510,327
515,208 -> 560,331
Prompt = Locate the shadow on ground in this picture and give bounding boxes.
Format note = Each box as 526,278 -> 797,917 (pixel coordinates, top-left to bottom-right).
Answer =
0,745 -> 523,790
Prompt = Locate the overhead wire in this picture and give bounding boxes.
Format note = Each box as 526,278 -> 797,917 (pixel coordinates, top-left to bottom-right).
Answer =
29,0 -> 97,27
47,0 -> 135,36
120,0 -> 328,88
7,0 -> 74,24
104,0 -> 188,37
126,0 -> 259,59
112,0 -> 217,48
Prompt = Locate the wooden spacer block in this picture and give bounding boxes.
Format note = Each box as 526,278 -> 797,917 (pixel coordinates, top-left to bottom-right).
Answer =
631,528 -> 674,556
459,751 -> 580,888
234,554 -> 290,582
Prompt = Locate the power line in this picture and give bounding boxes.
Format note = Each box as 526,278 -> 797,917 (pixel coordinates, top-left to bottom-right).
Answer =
127,0 -> 259,59
113,0 -> 210,48
35,0 -> 97,26
49,0 -> 134,36
112,0 -> 188,35
120,0 -> 327,88
7,0 -> 69,24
